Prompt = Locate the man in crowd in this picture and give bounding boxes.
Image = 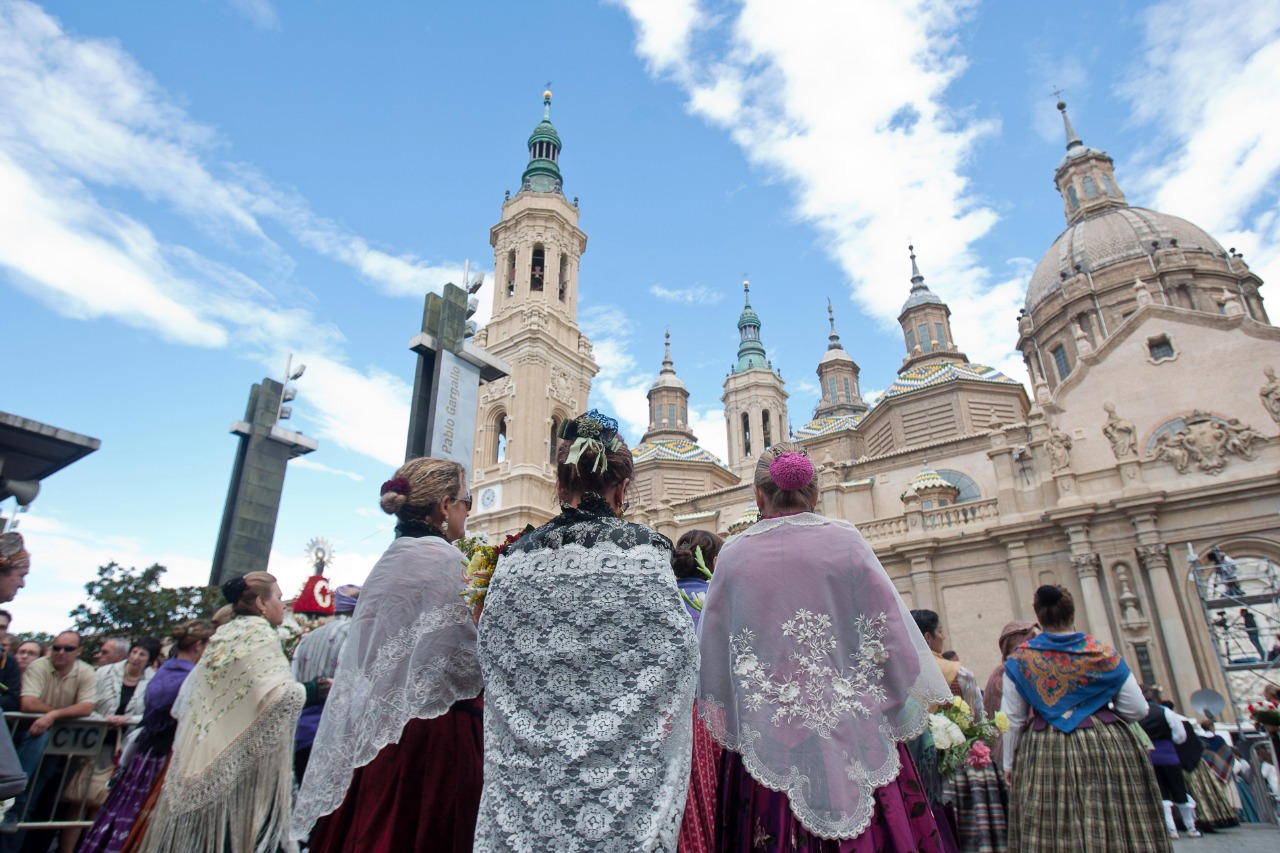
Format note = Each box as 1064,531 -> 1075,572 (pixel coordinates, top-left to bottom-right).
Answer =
93,637 -> 128,667
0,610 -> 11,634
3,630 -> 96,843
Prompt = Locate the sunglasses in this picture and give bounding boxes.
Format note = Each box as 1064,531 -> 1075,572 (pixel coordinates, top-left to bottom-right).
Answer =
455,494 -> 473,510
51,645 -> 79,653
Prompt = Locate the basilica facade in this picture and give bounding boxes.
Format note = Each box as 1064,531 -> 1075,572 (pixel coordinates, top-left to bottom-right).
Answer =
467,96 -> 1280,715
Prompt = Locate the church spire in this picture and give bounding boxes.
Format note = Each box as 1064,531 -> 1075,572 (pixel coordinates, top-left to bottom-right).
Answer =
897,245 -> 967,373
644,329 -> 694,442
735,278 -> 769,372
520,88 -> 564,194
660,328 -> 676,374
1051,99 -> 1127,226
826,299 -> 845,351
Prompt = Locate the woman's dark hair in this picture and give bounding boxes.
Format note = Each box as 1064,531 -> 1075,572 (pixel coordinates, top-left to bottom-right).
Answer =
1032,584 -> 1075,628
170,619 -> 215,656
224,571 -> 279,616
132,636 -> 163,667
672,530 -> 724,580
555,412 -> 633,502
910,609 -> 940,637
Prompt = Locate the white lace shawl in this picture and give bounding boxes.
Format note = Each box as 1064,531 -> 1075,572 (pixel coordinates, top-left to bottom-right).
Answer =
290,535 -> 483,840
474,535 -> 698,852
698,512 -> 952,840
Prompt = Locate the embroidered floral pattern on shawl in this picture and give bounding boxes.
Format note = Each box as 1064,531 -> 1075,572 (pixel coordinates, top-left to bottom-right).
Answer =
290,534 -> 483,840
139,615 -> 304,853
1004,632 -> 1129,732
698,512 -> 951,841
474,500 -> 698,852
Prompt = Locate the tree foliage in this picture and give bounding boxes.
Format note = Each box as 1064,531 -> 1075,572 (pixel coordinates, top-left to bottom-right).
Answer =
70,562 -> 223,646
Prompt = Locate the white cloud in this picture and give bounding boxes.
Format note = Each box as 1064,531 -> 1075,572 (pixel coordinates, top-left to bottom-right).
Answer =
1118,0 -> 1280,289
611,0 -> 1028,376
649,283 -> 724,305
228,0 -> 280,30
289,458 -> 366,481
687,405 -> 727,462
580,304 -> 655,442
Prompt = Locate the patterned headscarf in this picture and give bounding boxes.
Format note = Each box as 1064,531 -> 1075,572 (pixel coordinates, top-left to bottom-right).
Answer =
1005,632 -> 1130,732
0,532 -> 29,574
333,584 -> 361,614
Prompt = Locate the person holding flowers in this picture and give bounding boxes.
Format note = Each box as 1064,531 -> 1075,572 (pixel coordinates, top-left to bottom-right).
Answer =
291,456 -> 484,852
473,410 -> 698,852
911,609 -> 1006,853
698,442 -> 952,851
1001,584 -> 1169,852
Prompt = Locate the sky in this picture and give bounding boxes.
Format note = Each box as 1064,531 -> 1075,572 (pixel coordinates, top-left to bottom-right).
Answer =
3,0 -> 1279,633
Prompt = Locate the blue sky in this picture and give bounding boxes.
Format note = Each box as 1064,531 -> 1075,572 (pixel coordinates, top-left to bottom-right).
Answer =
3,0 -> 1278,632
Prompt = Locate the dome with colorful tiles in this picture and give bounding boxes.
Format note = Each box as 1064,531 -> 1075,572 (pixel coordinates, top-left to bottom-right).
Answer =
728,506 -> 760,534
795,413 -> 865,440
880,361 -> 1021,400
908,466 -> 956,494
632,439 -> 729,470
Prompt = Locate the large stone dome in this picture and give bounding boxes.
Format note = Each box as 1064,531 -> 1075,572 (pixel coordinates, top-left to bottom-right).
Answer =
1026,206 -> 1226,311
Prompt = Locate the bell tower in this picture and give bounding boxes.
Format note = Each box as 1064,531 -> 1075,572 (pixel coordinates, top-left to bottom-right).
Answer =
722,278 -> 788,479
469,90 -> 598,539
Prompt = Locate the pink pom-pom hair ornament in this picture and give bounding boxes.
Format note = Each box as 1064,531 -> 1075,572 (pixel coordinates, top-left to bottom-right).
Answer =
380,476 -> 410,496
769,451 -> 814,491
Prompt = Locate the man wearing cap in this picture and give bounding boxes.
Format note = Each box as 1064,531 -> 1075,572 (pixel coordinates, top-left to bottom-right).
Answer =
291,584 -> 360,780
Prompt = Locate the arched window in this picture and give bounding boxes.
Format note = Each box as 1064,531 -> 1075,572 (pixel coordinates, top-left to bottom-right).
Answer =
667,404 -> 676,427
531,245 -> 545,291
934,469 -> 981,503
827,377 -> 837,402
1083,176 -> 1099,199
917,325 -> 932,353
495,415 -> 508,464
1051,345 -> 1071,381
506,249 -> 516,298
906,329 -> 917,352
742,412 -> 752,456
1067,185 -> 1079,209
843,377 -> 852,401
549,416 -> 561,464
558,254 -> 569,301
935,323 -> 947,349
762,410 -> 773,448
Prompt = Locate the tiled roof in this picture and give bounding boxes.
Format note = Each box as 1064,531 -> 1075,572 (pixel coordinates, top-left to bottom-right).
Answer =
795,413 -> 865,439
632,439 -> 729,470
880,361 -> 1021,400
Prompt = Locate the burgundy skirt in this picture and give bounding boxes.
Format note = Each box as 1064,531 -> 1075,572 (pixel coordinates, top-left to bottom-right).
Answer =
717,743 -> 947,852
678,706 -> 722,853
307,698 -> 483,853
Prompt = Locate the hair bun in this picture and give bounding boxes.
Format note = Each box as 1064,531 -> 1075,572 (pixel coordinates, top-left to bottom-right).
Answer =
1034,584 -> 1063,606
769,451 -> 814,491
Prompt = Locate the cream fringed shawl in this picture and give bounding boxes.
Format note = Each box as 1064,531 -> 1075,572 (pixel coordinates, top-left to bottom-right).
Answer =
139,615 -> 305,853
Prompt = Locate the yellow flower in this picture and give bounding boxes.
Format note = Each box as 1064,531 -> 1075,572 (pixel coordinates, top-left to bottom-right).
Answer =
995,711 -> 1009,733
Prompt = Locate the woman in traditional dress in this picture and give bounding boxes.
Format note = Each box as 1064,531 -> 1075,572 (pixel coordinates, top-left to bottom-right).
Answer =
1002,584 -> 1170,852
1186,719 -> 1240,831
292,457 -> 483,853
138,572 -> 306,853
912,610 -> 1006,853
474,410 -> 698,852
671,529 -> 723,853
984,621 -> 1036,774
79,620 -> 214,853
700,442 -> 952,851
1137,691 -> 1201,838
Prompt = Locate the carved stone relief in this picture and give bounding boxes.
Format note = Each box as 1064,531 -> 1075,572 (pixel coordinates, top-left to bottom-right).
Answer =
1047,425 -> 1073,472
1073,321 -> 1094,358
1133,278 -> 1154,307
548,367 -> 575,405
1113,563 -> 1147,627
1260,366 -> 1280,425
1071,552 -> 1101,579
1102,402 -> 1137,460
481,375 -> 515,404
1149,411 -> 1263,474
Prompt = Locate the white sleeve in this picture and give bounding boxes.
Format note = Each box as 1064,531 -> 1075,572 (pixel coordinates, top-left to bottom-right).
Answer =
1165,707 -> 1187,744
1111,674 -> 1148,721
1000,674 -> 1028,774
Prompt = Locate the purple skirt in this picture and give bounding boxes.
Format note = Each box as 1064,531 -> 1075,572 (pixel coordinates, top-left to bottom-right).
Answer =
77,750 -> 168,853
717,743 -> 948,852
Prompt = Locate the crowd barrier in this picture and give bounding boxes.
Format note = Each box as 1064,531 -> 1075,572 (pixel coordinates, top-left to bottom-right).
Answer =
2,712 -> 111,832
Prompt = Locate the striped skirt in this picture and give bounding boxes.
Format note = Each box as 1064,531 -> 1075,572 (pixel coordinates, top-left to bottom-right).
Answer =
1185,762 -> 1239,830
1007,721 -> 1172,853
942,762 -> 1007,852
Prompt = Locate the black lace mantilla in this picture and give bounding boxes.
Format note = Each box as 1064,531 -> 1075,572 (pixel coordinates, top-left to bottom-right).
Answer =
395,518 -> 447,540
507,492 -> 673,554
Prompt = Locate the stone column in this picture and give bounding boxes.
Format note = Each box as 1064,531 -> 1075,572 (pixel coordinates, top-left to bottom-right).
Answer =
904,549 -> 937,613
1070,553 -> 1115,646
1137,542 -> 1198,705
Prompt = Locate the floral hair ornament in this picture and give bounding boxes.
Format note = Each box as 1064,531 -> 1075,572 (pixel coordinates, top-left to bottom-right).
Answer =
380,476 -> 410,496
558,409 -> 623,474
769,451 -> 814,491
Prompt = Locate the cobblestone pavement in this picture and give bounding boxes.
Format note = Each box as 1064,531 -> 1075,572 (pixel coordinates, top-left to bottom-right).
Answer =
1171,824 -> 1278,851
